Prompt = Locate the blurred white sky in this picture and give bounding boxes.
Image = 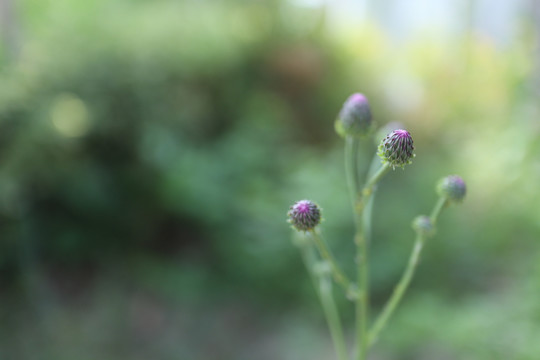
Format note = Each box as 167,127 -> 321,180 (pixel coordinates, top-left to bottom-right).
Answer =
293,0 -> 529,47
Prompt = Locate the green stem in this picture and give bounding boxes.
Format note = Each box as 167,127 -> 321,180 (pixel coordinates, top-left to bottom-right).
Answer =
310,230 -> 354,293
355,163 -> 390,360
368,233 -> 425,347
297,235 -> 348,360
344,139 -> 365,360
319,274 -> 350,360
362,154 -> 383,244
353,155 -> 382,358
367,196 -> 449,347
362,163 -> 390,200
430,196 -> 448,224
362,194 -> 375,245
345,139 -> 391,359
345,136 -> 360,212
355,231 -> 368,360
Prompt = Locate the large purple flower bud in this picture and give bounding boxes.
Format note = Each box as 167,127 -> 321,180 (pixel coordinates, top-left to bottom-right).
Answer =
335,93 -> 373,138
437,175 -> 466,203
377,129 -> 415,169
287,200 -> 321,231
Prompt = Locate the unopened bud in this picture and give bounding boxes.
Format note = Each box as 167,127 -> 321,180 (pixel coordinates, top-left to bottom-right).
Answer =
335,93 -> 373,138
287,200 -> 322,231
377,129 -> 415,169
437,175 -> 466,203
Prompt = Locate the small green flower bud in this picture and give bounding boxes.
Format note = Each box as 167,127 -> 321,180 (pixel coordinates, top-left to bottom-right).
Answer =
287,200 -> 322,231
412,215 -> 435,237
335,93 -> 373,138
377,129 -> 415,169
437,175 -> 466,203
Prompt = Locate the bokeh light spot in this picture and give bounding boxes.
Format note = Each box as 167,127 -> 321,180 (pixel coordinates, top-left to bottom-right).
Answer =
50,93 -> 91,137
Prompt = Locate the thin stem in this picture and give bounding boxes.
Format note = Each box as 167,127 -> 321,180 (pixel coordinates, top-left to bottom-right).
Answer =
345,136 -> 360,212
355,231 -> 368,360
368,233 -> 425,347
362,194 -> 375,245
343,136 -> 366,359
320,274 -> 350,360
362,163 -> 390,200
296,233 -> 321,291
309,230 -> 354,293
297,235 -> 348,360
362,154 -> 382,244
430,196 -> 448,224
367,196 -> 450,347
355,163 -> 390,360
345,140 -> 391,359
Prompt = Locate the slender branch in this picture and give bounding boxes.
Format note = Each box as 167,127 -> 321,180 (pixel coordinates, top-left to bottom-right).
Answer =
319,274 -> 350,360
368,233 -> 425,346
430,196 -> 448,224
355,231 -> 368,360
345,138 -> 392,359
343,135 -> 367,359
355,162 -> 390,359
362,154 -> 383,244
368,195 -> 449,347
296,234 -> 349,360
362,194 -> 375,244
362,163 -> 390,200
309,230 -> 354,293
345,136 -> 361,212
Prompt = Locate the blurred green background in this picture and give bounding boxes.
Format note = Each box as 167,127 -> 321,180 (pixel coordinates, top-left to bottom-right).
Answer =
1,0 -> 540,359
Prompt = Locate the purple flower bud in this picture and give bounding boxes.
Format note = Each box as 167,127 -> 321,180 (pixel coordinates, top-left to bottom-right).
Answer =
437,175 -> 466,203
335,93 -> 373,138
287,200 -> 321,231
377,129 -> 415,169
412,215 -> 435,237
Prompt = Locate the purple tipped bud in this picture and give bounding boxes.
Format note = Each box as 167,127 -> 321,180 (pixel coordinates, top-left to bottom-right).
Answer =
412,215 -> 435,237
437,175 -> 466,203
377,129 -> 415,169
287,200 -> 321,231
335,93 -> 373,138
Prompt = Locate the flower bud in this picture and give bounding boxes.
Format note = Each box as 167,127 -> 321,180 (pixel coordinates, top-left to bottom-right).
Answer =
436,175 -> 466,203
412,215 -> 435,237
377,129 -> 415,169
335,93 -> 373,138
287,200 -> 322,231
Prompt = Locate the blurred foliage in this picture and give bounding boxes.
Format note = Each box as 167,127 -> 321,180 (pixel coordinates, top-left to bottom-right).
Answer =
1,0 -> 540,359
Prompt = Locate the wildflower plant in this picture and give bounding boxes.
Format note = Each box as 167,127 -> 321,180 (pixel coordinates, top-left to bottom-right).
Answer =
287,93 -> 466,360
